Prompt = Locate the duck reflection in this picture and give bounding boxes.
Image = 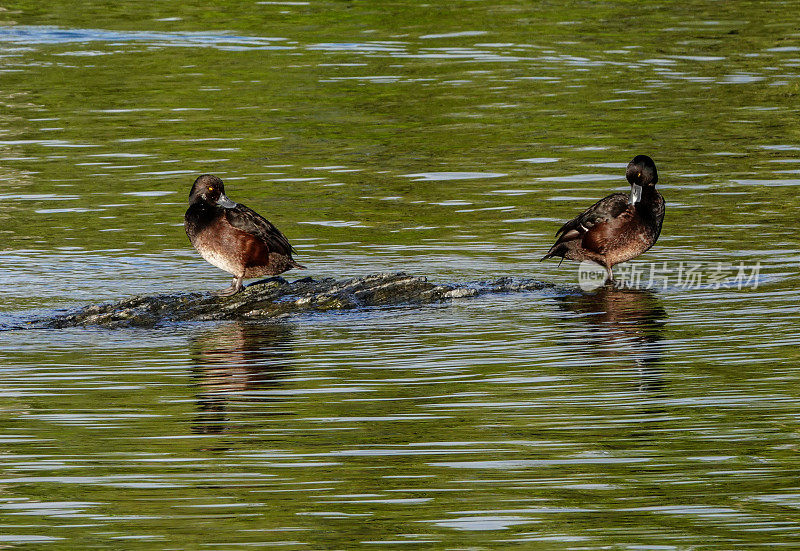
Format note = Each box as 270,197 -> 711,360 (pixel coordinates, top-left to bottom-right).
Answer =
189,321 -> 294,434
558,286 -> 666,393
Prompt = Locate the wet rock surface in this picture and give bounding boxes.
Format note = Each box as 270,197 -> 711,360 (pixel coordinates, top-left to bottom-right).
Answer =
30,272 -> 559,329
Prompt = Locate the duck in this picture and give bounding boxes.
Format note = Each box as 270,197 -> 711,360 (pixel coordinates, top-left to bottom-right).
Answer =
184,174 -> 304,296
542,155 -> 665,282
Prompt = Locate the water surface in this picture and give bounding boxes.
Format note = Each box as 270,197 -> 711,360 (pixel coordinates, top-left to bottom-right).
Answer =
1,1 -> 800,548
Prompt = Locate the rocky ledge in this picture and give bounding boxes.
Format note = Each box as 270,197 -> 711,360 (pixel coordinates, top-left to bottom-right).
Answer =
37,272 -> 558,329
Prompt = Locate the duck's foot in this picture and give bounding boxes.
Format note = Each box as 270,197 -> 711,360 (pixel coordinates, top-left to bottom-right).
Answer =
213,277 -> 243,297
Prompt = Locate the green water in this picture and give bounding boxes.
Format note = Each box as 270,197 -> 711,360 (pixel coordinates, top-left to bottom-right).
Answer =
1,1 -> 800,549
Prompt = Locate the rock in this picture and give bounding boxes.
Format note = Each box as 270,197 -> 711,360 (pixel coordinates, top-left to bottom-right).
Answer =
28,272 -> 559,329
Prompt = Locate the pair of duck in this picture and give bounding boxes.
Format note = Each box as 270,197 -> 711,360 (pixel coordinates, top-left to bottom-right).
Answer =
185,155 -> 665,295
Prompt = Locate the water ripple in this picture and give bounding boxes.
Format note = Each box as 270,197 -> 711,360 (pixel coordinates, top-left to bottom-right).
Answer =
0,26 -> 291,50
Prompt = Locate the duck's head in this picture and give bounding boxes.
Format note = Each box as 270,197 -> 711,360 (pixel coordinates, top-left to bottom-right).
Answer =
189,174 -> 237,208
626,155 -> 658,204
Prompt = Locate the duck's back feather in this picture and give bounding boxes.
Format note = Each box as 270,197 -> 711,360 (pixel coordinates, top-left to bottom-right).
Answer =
224,204 -> 296,257
554,192 -> 629,239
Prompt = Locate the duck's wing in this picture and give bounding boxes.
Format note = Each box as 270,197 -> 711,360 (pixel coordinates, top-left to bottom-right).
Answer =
224,203 -> 296,256
543,192 -> 632,259
553,192 -> 630,242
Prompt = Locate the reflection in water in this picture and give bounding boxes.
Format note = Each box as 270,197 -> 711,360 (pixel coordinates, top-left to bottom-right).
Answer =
558,286 -> 666,393
188,321 -> 294,434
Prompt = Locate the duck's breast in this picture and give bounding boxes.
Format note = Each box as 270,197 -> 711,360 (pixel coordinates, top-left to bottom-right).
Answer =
190,217 -> 253,276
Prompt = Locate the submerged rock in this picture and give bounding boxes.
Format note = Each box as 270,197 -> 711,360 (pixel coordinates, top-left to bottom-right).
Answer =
37,272 -> 558,329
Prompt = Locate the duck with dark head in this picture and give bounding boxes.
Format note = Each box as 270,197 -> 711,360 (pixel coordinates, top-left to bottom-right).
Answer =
543,155 -> 665,282
184,175 -> 305,296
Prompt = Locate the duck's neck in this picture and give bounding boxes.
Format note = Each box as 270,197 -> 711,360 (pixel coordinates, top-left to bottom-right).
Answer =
186,200 -> 219,230
635,186 -> 664,231
636,185 -> 659,205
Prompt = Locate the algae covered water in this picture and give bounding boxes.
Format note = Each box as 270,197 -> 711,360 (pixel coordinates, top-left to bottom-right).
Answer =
1,1 -> 800,548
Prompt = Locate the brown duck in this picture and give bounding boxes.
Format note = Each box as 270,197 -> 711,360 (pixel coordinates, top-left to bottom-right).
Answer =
543,155 -> 665,282
184,175 -> 304,296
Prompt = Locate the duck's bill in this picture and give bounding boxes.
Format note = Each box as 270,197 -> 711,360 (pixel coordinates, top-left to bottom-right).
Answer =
629,184 -> 642,205
217,194 -> 237,208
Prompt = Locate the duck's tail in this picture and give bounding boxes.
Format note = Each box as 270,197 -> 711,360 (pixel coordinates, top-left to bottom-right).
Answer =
541,242 -> 568,262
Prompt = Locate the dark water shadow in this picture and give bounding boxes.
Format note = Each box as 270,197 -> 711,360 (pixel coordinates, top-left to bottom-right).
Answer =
558,286 -> 667,394
188,321 -> 295,435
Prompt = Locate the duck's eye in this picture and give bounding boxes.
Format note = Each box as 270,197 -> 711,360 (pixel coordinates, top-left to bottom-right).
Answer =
637,172 -> 641,178
208,187 -> 214,193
